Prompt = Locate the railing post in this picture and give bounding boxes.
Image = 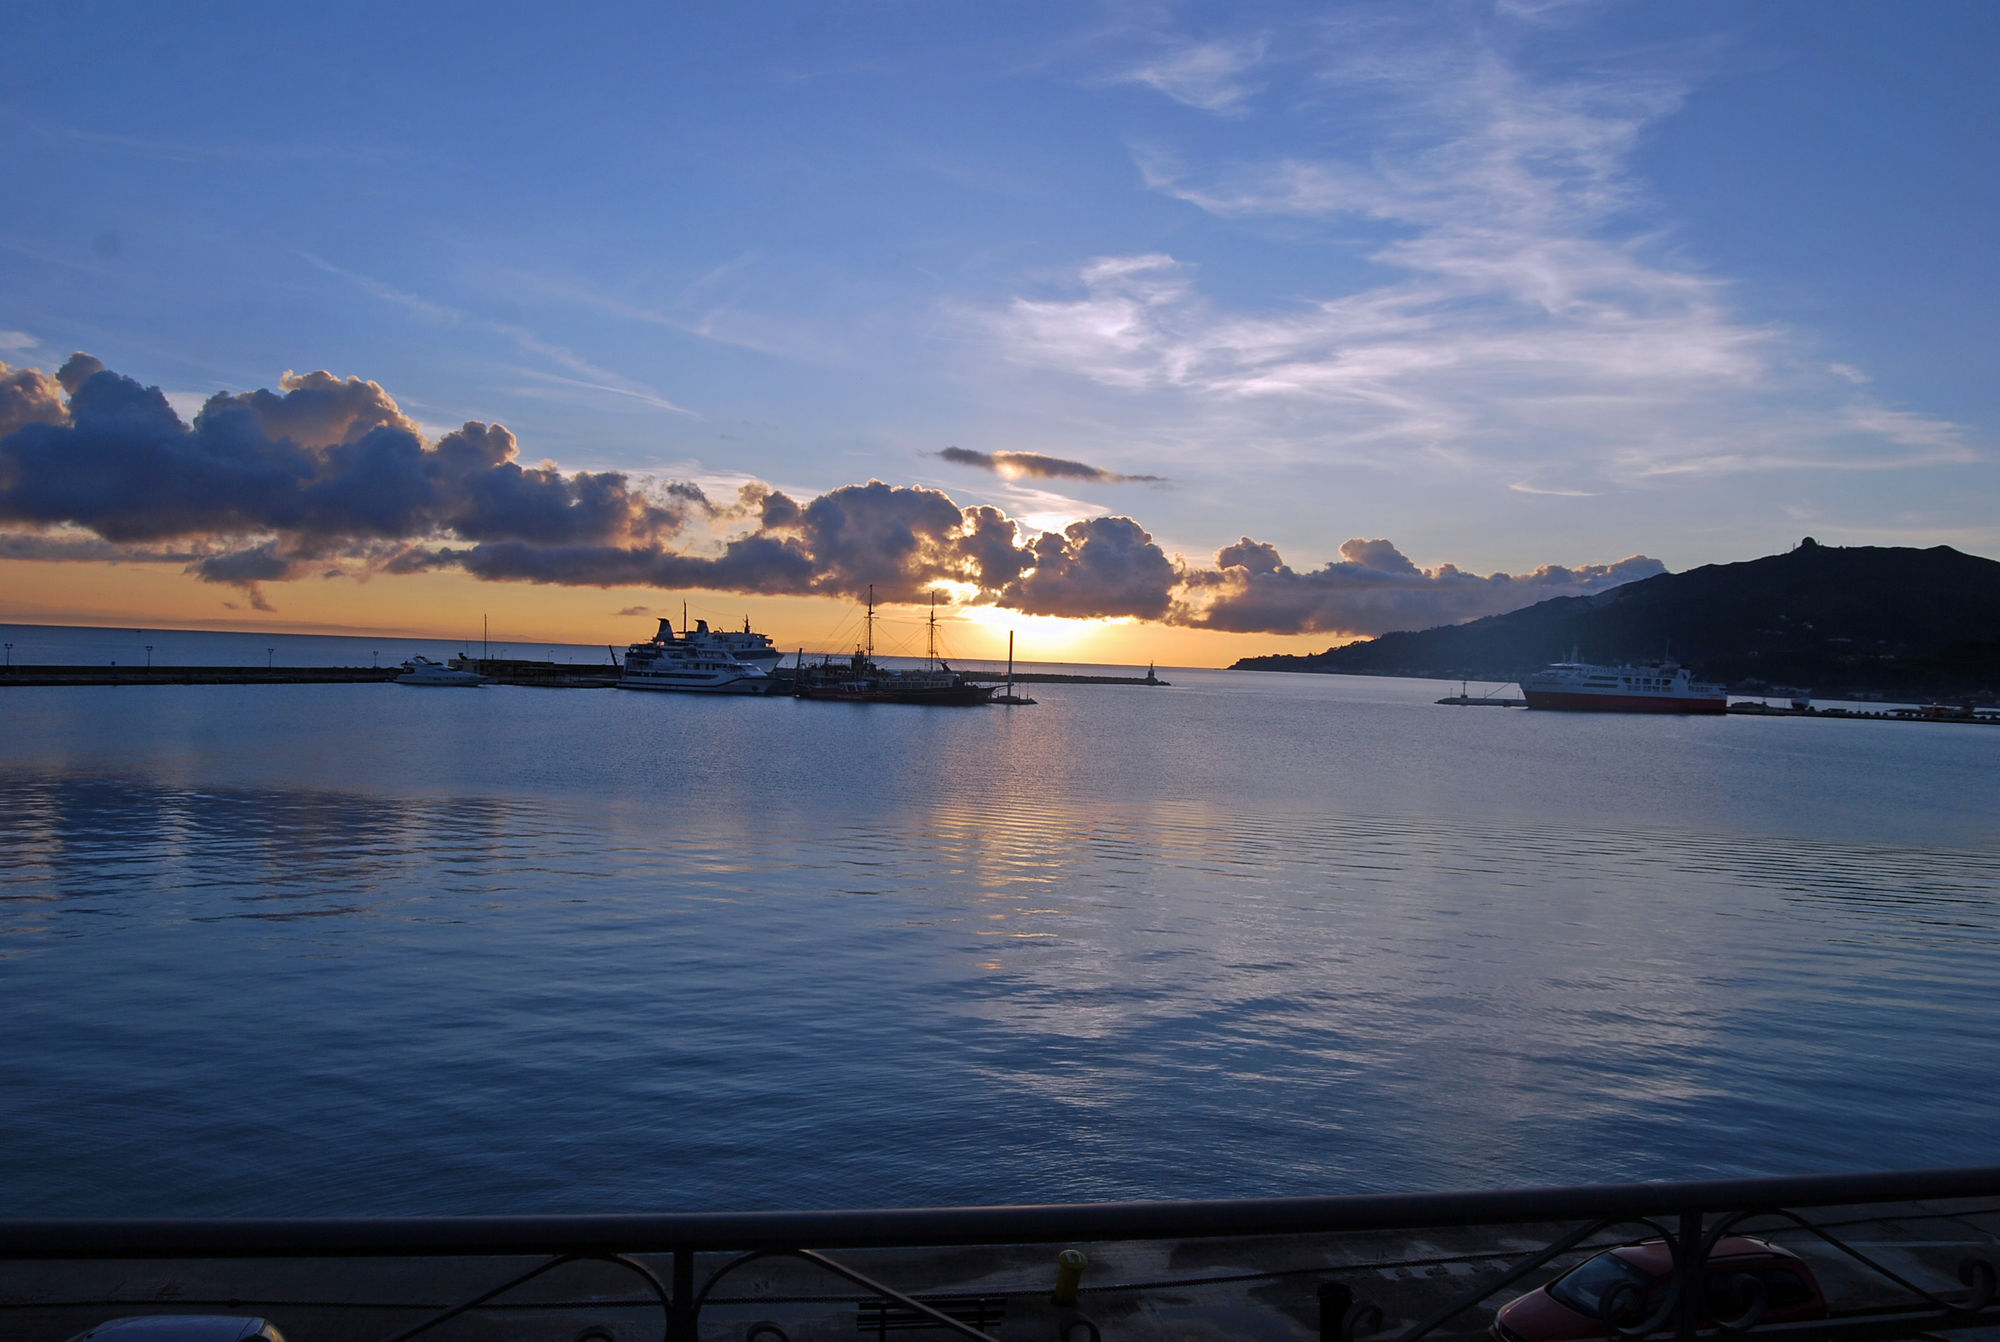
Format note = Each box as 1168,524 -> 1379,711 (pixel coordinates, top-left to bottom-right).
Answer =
669,1246 -> 695,1342
1677,1208 -> 1703,1342
1319,1281 -> 1354,1341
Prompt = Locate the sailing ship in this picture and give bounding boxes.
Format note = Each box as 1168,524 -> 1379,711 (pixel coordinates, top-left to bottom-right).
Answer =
793,588 -> 995,706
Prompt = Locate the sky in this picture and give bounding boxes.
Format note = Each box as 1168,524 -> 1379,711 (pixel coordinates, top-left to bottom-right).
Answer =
2,0 -> 1995,666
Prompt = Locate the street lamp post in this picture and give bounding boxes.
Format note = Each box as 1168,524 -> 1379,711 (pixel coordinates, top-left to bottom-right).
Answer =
3,642 -> 11,668
267,647 -> 275,669
144,644 -> 153,669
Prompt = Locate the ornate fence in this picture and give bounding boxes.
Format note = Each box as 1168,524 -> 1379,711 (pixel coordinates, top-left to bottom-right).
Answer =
4,1165 -> 1997,1341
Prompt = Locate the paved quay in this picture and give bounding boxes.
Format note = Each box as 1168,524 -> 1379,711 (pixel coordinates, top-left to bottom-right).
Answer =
5,1200 -> 1997,1342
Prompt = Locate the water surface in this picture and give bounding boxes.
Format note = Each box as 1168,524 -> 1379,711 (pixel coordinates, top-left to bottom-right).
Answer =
2,649 -> 1996,1214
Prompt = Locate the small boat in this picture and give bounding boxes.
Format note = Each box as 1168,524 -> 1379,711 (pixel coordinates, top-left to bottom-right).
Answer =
1520,655 -> 1725,714
395,656 -> 485,687
990,630 -> 1035,705
619,621 -> 776,695
794,589 -> 995,707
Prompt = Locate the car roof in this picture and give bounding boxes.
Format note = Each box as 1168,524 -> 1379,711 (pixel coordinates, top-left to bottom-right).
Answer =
1607,1236 -> 1803,1272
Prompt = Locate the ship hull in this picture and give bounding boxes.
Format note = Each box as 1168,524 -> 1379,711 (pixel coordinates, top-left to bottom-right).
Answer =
1522,689 -> 1725,714
619,673 -> 775,695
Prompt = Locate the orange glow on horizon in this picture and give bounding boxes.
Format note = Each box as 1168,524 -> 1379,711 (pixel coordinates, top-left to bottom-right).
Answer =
0,558 -> 1352,669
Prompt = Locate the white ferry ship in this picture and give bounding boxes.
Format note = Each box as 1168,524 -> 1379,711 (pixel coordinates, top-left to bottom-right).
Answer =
681,616 -> 782,674
1520,658 -> 1727,714
619,621 -> 775,695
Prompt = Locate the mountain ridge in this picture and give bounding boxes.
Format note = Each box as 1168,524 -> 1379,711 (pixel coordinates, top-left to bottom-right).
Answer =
1229,540 -> 2000,699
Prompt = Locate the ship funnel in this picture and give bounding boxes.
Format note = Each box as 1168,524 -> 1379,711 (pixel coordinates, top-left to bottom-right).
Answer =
655,617 -> 675,641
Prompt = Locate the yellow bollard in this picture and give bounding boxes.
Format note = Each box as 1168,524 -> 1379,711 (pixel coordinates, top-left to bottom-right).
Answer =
1052,1247 -> 1089,1306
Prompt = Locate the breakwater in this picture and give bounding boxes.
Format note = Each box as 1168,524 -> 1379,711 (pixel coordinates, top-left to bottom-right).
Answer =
0,665 -> 399,686
0,662 -> 1169,689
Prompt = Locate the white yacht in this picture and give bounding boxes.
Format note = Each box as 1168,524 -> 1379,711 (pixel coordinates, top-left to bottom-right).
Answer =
620,623 -> 775,695
395,656 -> 485,687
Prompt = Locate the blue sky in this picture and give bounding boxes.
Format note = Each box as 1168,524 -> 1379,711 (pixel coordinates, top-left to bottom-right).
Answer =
1,1 -> 1995,653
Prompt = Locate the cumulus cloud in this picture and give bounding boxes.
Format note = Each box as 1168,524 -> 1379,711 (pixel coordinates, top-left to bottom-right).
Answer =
0,357 -> 706,606
937,446 -> 1164,484
1179,536 -> 1665,636
201,369 -> 417,448
1006,516 -> 1178,620
0,355 -> 1662,633
0,359 -> 68,438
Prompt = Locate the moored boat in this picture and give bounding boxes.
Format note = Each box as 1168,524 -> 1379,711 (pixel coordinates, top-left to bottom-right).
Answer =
619,621 -> 776,695
793,588 -> 995,707
1520,658 -> 1726,714
682,616 -> 783,675
395,656 -> 485,687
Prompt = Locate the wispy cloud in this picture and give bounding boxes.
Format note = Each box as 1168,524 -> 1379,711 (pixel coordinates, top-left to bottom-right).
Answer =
1117,37 -> 1269,113
300,253 -> 696,416
7,107 -> 404,167
984,18 -> 1978,487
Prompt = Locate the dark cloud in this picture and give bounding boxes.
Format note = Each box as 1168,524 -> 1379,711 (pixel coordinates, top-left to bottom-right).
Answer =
0,532 -> 201,563
199,369 -> 415,448
56,352 -> 105,396
0,355 -> 1664,632
1005,516 -> 1178,620
1181,537 -> 1667,636
191,541 -> 301,587
937,446 -> 1164,484
0,359 -> 698,551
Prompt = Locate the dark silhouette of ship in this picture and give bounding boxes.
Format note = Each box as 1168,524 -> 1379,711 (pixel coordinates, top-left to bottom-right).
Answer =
793,588 -> 996,707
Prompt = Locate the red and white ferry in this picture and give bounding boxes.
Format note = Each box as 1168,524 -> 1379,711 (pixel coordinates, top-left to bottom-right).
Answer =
1520,658 -> 1727,714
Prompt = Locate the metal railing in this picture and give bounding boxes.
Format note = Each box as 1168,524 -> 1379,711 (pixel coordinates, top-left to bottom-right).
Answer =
4,1165 -> 1998,1342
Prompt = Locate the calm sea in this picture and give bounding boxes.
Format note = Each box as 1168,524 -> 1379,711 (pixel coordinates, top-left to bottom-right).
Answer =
2,624 -> 1997,1216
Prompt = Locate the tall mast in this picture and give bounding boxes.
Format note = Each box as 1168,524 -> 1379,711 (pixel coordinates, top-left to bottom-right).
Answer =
928,591 -> 938,670
1007,630 -> 1014,695
865,584 -> 875,662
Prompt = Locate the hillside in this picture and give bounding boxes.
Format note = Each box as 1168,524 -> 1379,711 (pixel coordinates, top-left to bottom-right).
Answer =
1231,540 -> 2000,699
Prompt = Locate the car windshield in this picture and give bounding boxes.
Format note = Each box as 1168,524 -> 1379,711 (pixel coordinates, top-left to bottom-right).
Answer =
1549,1252 -> 1654,1318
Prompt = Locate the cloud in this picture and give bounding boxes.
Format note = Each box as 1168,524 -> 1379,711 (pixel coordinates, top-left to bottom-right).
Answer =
1118,37 -> 1268,113
1005,516 -> 1179,620
1179,537 -> 1666,636
0,360 -> 69,438
980,18 -> 1974,486
0,355 -> 1663,633
936,446 -> 1164,484
299,253 -> 696,416
0,360 -> 699,550
201,370 -> 417,449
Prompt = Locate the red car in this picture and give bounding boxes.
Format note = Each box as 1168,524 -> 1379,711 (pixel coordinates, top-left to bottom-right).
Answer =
1492,1236 -> 1828,1342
